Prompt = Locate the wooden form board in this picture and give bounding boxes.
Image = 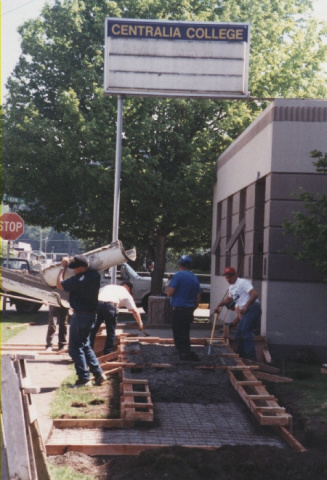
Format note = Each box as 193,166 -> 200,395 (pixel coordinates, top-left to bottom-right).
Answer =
2,355 -> 51,480
1,356 -> 32,480
228,367 -> 292,427
120,380 -> 154,422
46,443 -> 219,456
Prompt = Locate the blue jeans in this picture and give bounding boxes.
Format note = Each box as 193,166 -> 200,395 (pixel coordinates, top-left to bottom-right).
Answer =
90,302 -> 118,354
69,312 -> 103,381
235,303 -> 261,360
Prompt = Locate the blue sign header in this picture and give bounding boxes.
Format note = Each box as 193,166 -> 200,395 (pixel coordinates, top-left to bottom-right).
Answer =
107,19 -> 249,42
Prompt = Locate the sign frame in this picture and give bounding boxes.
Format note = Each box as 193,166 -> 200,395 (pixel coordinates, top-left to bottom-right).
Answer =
104,18 -> 250,99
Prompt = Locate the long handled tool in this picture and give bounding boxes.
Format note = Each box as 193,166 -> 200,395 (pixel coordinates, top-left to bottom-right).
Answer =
140,328 -> 151,337
208,311 -> 219,355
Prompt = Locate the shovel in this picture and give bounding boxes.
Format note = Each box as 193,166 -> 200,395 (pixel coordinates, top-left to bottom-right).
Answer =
140,327 -> 151,337
208,312 -> 219,355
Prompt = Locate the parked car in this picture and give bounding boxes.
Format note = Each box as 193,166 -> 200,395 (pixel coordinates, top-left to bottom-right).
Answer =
100,263 -> 210,312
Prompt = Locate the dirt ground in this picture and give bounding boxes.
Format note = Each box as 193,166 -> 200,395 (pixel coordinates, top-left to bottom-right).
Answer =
48,342 -> 327,479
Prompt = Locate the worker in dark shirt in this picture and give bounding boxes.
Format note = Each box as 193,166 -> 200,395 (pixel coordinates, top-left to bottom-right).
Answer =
56,254 -> 106,387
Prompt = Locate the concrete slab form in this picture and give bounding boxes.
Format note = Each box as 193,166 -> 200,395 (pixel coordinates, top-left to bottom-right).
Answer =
45,332 -> 305,456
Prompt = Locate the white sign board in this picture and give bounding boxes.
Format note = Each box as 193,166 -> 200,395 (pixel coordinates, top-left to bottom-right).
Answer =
104,18 -> 250,99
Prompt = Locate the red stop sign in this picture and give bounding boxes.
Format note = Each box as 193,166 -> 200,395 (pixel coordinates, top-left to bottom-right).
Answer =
0,213 -> 25,241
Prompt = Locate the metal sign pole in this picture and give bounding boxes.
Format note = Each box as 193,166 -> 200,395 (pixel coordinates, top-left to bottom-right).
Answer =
111,94 -> 124,284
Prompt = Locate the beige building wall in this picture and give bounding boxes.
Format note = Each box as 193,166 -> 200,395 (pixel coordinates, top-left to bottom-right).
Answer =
211,99 -> 327,361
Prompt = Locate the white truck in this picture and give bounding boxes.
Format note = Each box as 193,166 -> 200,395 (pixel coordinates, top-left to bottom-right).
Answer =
100,263 -> 210,312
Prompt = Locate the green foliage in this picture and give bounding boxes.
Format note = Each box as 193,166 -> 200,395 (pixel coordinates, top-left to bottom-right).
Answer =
2,0 -> 327,264
1,241 -> 16,258
283,151 -> 327,280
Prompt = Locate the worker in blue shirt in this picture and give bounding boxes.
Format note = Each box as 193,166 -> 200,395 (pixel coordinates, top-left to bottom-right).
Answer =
165,255 -> 201,361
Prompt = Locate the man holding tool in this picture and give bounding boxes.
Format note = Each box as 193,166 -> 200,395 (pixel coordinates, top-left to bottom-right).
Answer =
214,267 -> 261,360
90,281 -> 144,354
165,255 -> 201,361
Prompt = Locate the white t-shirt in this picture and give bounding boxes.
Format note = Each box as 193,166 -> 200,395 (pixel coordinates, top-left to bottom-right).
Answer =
228,277 -> 258,307
98,285 -> 137,311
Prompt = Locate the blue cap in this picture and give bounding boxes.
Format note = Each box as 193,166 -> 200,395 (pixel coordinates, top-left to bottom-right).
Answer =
179,255 -> 192,268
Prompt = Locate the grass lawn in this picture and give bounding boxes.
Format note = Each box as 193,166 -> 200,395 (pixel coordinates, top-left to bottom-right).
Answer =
278,362 -> 327,420
1,309 -> 49,343
268,361 -> 327,449
49,370 -> 120,420
49,464 -> 93,480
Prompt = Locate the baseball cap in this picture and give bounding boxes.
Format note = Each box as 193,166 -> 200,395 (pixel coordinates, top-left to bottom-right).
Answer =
68,254 -> 89,269
223,267 -> 236,276
179,255 -> 192,268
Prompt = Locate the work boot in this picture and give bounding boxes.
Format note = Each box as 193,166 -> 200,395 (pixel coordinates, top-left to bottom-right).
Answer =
179,352 -> 190,361
72,378 -> 92,388
190,351 -> 200,362
94,372 -> 107,386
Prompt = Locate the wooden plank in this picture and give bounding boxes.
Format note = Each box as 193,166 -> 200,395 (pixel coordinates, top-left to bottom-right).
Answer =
53,419 -> 133,429
1,356 -> 32,480
247,394 -> 276,401
104,367 -> 121,376
235,380 -> 262,386
122,402 -> 154,409
256,406 -> 286,413
7,322 -> 36,329
217,353 -> 239,358
30,420 -> 52,480
276,426 -> 306,452
130,337 -> 161,343
1,345 -> 42,351
121,378 -> 153,422
122,379 -> 149,385
98,351 -> 118,365
123,391 -> 151,398
124,410 -> 154,421
102,362 -> 137,370
1,343 -> 45,347
262,347 -> 272,364
144,363 -> 173,368
21,391 -> 37,479
195,365 -> 259,371
228,366 -> 292,428
46,443 -> 219,456
0,353 -> 38,360
257,415 -> 291,426
1,415 -> 10,480
254,371 -> 293,383
242,358 -> 280,374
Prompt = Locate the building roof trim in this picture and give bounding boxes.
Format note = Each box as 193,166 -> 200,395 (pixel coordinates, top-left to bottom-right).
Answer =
217,99 -> 327,169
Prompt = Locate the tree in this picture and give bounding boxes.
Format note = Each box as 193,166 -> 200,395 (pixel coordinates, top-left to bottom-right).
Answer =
2,0 -> 327,292
283,151 -> 327,280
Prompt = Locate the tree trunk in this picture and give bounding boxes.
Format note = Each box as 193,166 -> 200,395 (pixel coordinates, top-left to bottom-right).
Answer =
151,233 -> 166,295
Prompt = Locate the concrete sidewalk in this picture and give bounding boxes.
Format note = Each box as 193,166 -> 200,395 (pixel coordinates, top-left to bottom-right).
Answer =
3,321 -> 73,441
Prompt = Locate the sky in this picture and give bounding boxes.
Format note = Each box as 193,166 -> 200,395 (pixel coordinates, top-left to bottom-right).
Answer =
1,0 -> 327,100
